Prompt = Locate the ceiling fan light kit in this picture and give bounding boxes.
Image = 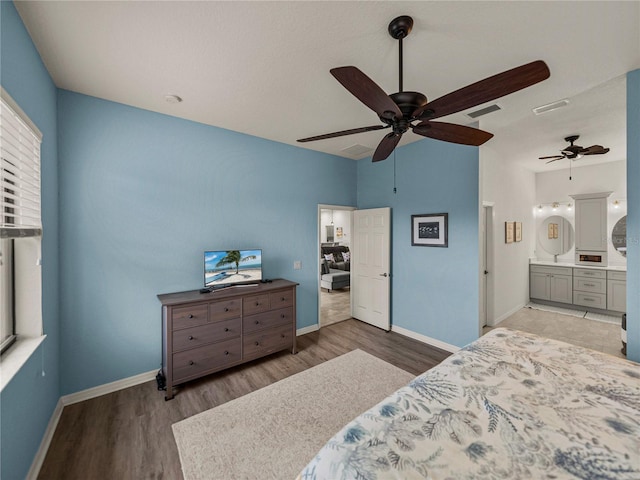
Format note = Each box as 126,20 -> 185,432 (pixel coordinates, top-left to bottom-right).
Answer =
298,15 -> 550,162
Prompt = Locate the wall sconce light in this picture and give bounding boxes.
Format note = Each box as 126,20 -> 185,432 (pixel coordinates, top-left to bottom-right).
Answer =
537,205 -> 543,210
613,200 -> 620,209
552,202 -> 559,211
567,203 -> 572,211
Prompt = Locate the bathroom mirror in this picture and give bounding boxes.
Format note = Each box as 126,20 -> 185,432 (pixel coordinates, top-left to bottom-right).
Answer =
539,215 -> 574,255
612,215 -> 626,257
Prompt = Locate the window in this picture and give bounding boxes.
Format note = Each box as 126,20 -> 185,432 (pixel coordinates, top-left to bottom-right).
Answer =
0,87 -> 42,355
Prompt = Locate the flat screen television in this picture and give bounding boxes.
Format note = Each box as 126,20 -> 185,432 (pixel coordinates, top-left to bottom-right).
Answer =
204,249 -> 262,287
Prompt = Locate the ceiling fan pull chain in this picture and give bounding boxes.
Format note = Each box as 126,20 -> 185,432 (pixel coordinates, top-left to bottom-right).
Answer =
393,149 -> 397,193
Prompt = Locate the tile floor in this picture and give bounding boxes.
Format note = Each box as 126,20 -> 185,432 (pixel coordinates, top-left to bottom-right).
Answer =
484,305 -> 625,359
320,287 -> 351,327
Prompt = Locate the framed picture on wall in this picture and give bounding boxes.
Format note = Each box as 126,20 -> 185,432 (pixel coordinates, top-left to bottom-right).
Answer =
411,213 -> 448,247
515,222 -> 522,242
336,227 -> 343,239
505,221 -> 514,243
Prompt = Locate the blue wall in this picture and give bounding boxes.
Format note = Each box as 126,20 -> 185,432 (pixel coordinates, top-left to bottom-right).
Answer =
57,90 -> 356,394
0,2 -> 60,479
627,69 -> 639,362
358,139 -> 480,348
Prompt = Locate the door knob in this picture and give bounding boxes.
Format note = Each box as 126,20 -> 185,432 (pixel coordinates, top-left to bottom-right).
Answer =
379,273 -> 388,277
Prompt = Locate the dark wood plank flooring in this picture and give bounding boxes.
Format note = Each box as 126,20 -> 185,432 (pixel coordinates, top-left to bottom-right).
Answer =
37,319 -> 450,479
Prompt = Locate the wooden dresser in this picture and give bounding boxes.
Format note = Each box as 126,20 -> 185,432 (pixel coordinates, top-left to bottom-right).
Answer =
158,279 -> 298,399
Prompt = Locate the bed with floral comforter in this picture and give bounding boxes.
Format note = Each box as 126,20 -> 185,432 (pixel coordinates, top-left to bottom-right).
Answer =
297,328 -> 640,480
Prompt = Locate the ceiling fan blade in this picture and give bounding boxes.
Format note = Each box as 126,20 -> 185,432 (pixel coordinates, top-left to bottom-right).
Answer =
582,145 -> 610,155
372,132 -> 402,162
539,155 -> 565,160
545,158 -> 564,164
412,121 -> 493,146
413,60 -> 550,120
297,125 -> 388,143
330,66 -> 402,121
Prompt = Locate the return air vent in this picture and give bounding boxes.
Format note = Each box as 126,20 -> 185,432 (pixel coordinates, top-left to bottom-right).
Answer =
466,103 -> 501,119
341,144 -> 373,158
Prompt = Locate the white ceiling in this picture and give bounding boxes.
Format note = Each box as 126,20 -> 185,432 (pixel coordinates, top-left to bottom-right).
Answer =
15,1 -> 640,172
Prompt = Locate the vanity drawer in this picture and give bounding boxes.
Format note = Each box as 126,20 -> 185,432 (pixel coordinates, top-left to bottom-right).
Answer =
172,337 -> 241,383
172,304 -> 209,330
243,324 -> 293,361
573,292 -> 607,309
173,318 -> 240,352
209,298 -> 241,321
574,268 -> 606,279
243,307 -> 293,334
608,271 -> 626,281
574,277 -> 606,294
530,265 -> 572,276
243,294 -> 271,316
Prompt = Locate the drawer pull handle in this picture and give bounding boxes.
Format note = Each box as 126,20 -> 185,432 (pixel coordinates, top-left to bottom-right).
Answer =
584,298 -> 594,302
255,341 -> 259,346
224,308 -> 229,312
585,283 -> 595,287
224,327 -> 229,332
188,314 -> 194,319
255,320 -> 260,324
224,351 -> 229,356
281,297 -> 286,301
281,334 -> 286,338
188,336 -> 194,340
189,361 -> 194,366
255,302 -> 260,306
280,314 -> 285,319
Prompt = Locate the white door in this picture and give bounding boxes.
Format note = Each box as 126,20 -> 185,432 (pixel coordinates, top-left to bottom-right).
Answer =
352,207 -> 391,330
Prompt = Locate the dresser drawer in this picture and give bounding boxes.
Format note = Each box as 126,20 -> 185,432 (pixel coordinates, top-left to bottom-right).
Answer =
269,289 -> 294,309
608,270 -> 626,281
243,294 -> 270,316
243,324 -> 292,360
243,307 -> 293,334
173,318 -> 241,352
573,292 -> 607,309
574,277 -> 606,294
172,304 -> 209,330
573,268 -> 606,279
172,337 -> 241,383
209,298 -> 241,322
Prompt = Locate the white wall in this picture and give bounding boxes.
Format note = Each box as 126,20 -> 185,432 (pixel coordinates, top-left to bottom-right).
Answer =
535,160 -> 627,267
481,145 -> 537,325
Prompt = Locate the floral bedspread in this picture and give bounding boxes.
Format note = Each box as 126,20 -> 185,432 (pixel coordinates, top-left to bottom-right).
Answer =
297,328 -> 640,480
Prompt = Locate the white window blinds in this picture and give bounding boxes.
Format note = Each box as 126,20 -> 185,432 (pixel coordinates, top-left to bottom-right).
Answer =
0,88 -> 42,237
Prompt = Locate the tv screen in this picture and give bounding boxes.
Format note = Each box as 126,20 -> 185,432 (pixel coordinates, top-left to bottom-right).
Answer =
204,249 -> 262,287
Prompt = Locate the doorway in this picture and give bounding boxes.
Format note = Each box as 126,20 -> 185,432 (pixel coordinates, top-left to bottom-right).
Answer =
480,203 -> 494,331
318,205 -> 355,327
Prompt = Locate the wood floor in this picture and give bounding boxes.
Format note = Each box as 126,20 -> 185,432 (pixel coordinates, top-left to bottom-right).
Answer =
38,319 -> 450,480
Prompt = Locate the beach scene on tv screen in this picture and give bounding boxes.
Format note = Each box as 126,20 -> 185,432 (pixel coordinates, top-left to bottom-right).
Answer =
205,250 -> 262,286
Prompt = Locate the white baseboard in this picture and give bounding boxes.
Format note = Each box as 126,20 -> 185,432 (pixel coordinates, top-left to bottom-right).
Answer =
296,324 -> 319,336
26,398 -> 64,480
490,302 -> 526,326
61,369 -> 158,406
391,325 -> 460,353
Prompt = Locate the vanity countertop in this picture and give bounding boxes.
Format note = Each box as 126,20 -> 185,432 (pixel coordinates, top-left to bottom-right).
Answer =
530,260 -> 627,272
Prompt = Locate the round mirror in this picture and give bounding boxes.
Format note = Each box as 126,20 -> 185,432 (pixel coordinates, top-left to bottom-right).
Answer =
539,216 -> 574,255
612,215 -> 626,257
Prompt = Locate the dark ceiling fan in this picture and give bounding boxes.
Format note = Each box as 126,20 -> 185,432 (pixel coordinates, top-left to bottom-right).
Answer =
297,15 -> 550,162
540,135 -> 610,163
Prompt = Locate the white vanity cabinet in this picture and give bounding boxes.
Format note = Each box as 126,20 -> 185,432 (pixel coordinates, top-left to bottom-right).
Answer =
530,265 -> 573,304
607,271 -> 627,313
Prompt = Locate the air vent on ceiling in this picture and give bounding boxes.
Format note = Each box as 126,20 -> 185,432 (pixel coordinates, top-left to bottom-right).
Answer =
466,103 -> 501,119
341,144 -> 373,158
533,99 -> 569,115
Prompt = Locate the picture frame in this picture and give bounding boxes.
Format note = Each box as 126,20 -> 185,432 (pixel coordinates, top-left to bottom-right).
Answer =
411,213 -> 448,247
515,222 -> 522,242
505,221 -> 514,244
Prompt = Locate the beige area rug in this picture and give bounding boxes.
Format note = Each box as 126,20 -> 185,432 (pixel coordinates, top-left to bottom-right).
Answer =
172,349 -> 414,480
